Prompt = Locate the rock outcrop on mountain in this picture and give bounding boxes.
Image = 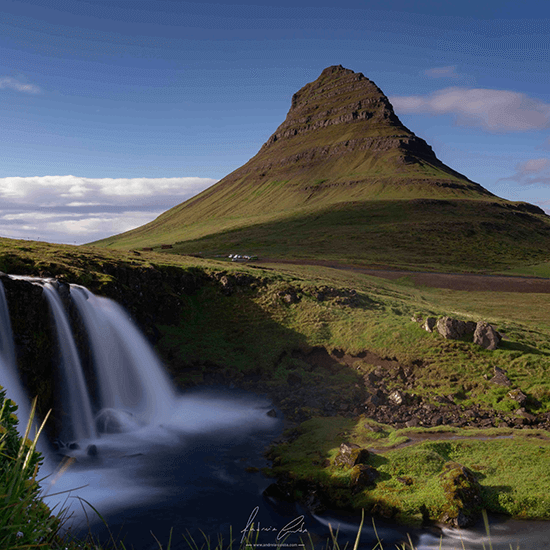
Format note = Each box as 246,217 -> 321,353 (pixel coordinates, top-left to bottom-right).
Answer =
254,65 -> 481,190
175,65 -> 490,212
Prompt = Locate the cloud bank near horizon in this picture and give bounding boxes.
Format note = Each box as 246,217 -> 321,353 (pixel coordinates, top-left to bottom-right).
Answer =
390,87 -> 550,133
0,175 -> 217,244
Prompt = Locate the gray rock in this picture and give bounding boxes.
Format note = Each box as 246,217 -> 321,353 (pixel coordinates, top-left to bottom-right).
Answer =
474,322 -> 501,350
436,316 -> 467,339
490,366 -> 511,386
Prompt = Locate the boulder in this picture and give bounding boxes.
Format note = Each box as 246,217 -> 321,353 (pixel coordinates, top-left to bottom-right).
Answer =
439,462 -> 482,527
333,443 -> 370,467
349,464 -> 379,490
490,366 -> 511,387
436,316 -> 468,340
474,322 -> 501,350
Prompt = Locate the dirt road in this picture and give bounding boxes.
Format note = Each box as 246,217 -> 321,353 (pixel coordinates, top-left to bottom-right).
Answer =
255,258 -> 550,293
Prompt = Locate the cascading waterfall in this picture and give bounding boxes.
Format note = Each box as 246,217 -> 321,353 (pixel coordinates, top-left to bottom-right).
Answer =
0,275 -> 287,548
43,283 -> 97,441
0,280 -> 32,434
70,285 -> 176,428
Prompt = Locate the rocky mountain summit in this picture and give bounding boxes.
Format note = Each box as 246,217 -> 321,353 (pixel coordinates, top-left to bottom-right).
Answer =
254,65 -> 482,192
182,64 -> 489,209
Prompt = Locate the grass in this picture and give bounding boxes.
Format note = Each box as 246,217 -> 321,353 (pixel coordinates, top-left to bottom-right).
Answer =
267,417 -> 550,526
0,237 -> 548,546
0,391 -> 61,549
93,199 -> 550,273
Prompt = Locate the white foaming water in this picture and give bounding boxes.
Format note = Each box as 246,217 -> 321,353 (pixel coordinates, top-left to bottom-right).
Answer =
43,283 -> 97,442
70,285 -> 176,425
0,280 -> 33,434
42,390 -> 279,526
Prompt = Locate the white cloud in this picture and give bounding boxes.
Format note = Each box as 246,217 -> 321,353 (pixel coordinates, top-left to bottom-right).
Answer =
423,66 -> 460,79
0,77 -> 41,94
0,175 -> 217,244
498,157 -> 550,187
390,87 -> 550,133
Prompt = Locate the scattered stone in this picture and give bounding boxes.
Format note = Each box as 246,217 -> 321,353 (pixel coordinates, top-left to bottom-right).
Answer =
515,408 -> 536,424
474,322 -> 501,350
68,442 -> 80,450
490,366 -> 511,387
333,443 -> 370,467
363,391 -> 383,407
349,464 -> 379,490
389,390 -> 404,406
86,444 -> 98,457
267,409 -> 278,418
508,389 -> 528,406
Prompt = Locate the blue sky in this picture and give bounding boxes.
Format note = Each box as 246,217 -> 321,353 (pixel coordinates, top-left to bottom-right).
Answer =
1,0 -> 549,244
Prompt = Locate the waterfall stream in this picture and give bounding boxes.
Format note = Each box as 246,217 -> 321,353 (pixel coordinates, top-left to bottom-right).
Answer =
0,281 -> 32,435
43,283 -> 97,442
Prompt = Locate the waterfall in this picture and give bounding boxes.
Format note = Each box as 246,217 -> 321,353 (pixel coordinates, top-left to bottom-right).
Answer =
0,280 -> 32,435
70,285 -> 176,427
43,283 -> 97,441
0,275 -> 282,539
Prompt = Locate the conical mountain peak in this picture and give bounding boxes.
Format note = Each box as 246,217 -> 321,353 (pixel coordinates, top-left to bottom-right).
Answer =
96,65 -> 550,269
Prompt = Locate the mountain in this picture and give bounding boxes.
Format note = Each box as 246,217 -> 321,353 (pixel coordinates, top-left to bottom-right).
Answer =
94,66 -> 550,271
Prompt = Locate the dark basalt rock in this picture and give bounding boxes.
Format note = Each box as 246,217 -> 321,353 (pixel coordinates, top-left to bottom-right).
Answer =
490,366 -> 511,387
333,443 -> 370,468
474,322 -> 501,350
349,464 -> 379,491
439,461 -> 482,527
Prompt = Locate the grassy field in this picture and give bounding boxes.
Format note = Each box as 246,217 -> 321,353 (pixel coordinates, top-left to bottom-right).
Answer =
1,236 -> 550,542
93,198 -> 550,274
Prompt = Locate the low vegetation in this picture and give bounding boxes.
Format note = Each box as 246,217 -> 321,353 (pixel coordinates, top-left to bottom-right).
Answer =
0,236 -> 549,547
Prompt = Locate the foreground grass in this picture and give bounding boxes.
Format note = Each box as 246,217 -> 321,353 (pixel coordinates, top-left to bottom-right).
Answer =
157,262 -> 550,415
267,417 -> 550,526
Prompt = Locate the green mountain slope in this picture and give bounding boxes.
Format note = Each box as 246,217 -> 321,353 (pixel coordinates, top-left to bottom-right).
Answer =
93,66 -> 550,271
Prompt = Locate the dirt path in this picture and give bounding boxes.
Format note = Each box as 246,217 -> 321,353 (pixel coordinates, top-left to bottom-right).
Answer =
254,258 -> 550,293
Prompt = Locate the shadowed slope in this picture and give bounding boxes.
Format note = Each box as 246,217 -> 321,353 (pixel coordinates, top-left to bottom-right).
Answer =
93,66 -> 550,271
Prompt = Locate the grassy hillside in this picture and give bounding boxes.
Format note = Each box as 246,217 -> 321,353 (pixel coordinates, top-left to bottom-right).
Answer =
97,198 -> 550,272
